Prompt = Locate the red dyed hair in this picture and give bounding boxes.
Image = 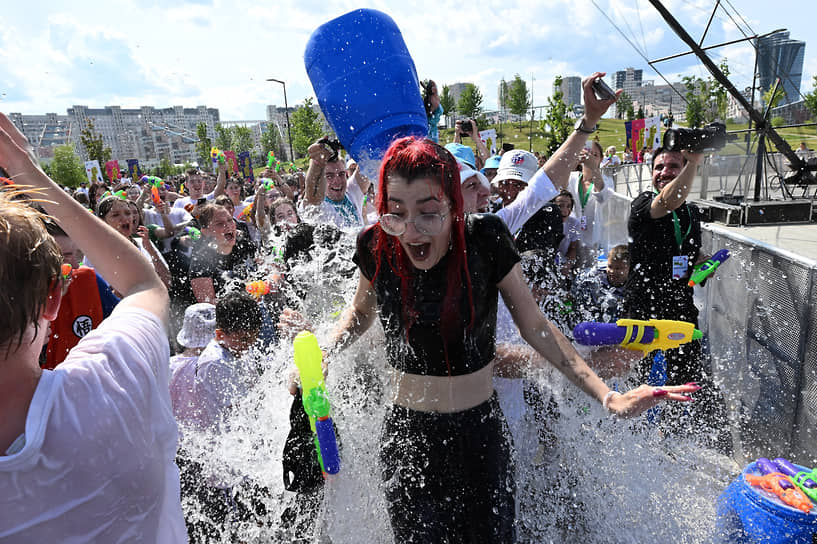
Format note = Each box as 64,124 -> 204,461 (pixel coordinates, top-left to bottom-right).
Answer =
368,137 -> 475,374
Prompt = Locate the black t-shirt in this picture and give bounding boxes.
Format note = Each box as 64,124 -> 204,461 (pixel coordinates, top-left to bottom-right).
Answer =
515,202 -> 563,255
353,213 -> 520,376
189,238 -> 256,296
624,191 -> 701,321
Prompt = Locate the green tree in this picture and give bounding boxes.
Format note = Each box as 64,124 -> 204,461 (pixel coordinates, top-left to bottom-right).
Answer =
539,76 -> 571,155
231,125 -> 254,154
50,144 -> 87,187
683,76 -> 707,128
507,74 -> 531,127
157,157 -> 174,178
457,83 -> 484,120
707,59 -> 730,122
260,126 -> 282,161
616,92 -> 633,120
214,124 -> 233,150
636,105 -> 645,119
291,97 -> 324,157
804,75 -> 817,120
80,120 -> 111,165
763,84 -> 787,110
195,122 -> 212,167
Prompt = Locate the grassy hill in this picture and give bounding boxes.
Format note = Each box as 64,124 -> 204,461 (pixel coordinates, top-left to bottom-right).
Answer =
438,118 -> 817,157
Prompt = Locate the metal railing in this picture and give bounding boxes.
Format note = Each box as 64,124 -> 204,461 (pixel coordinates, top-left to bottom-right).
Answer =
602,153 -> 804,201
599,191 -> 817,466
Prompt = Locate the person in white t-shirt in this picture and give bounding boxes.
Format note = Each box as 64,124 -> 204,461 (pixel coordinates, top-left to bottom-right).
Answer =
567,141 -> 614,267
0,112 -> 186,543
300,138 -> 369,230
173,163 -> 226,210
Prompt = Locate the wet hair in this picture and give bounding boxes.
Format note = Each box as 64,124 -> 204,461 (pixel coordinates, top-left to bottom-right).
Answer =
651,146 -> 688,169
215,291 -> 262,334
371,137 -> 473,375
0,189 -> 62,353
96,195 -> 128,218
270,197 -> 300,224
608,244 -> 630,264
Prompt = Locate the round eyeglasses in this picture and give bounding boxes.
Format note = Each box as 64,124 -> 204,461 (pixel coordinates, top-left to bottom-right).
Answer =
379,210 -> 450,236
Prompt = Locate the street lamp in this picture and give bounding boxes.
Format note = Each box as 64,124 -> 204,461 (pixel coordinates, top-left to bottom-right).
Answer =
267,78 -> 294,161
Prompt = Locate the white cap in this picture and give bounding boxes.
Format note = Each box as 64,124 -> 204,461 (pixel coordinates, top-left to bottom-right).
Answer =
492,150 -> 539,185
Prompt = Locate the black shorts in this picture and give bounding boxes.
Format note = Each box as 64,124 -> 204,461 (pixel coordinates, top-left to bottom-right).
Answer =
380,393 -> 515,544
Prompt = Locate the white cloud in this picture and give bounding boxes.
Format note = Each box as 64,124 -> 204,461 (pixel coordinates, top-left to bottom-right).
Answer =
1,0 -> 814,119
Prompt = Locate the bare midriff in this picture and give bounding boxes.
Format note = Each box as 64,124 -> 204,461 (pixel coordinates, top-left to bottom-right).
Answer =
388,363 -> 495,413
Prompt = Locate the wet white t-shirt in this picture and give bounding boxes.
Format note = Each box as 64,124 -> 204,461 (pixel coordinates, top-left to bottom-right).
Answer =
0,307 -> 186,543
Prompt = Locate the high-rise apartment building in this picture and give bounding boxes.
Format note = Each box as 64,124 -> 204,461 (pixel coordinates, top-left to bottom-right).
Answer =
554,76 -> 582,108
613,68 -> 643,97
757,31 -> 805,106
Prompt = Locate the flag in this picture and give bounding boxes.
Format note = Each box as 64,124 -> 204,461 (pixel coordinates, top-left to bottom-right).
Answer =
238,151 -> 254,182
85,160 -> 104,184
126,159 -> 141,181
223,151 -> 239,174
104,160 -> 121,182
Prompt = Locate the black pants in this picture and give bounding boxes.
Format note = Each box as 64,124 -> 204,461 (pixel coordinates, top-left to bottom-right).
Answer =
380,393 -> 515,544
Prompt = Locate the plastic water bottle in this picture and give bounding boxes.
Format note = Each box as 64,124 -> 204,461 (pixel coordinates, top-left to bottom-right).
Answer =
304,9 -> 428,179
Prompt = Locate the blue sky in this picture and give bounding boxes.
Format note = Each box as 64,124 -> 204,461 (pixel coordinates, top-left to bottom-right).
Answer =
1,0 -> 814,120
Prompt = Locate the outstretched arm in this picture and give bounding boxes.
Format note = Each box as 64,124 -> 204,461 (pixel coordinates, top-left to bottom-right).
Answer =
326,272 -> 377,356
0,113 -> 168,324
498,263 -> 698,417
543,72 -> 619,191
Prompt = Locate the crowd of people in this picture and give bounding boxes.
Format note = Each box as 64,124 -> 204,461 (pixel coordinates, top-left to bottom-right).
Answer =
1,71 -> 729,543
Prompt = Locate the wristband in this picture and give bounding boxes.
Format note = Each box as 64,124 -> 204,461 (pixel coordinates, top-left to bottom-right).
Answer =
602,390 -> 619,412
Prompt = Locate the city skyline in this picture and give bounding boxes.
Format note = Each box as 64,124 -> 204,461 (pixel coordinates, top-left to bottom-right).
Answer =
2,1 -> 814,122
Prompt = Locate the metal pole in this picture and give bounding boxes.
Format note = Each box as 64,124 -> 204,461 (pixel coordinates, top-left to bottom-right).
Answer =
647,1 -> 802,170
282,84 -> 294,162
529,73 -> 534,152
267,78 -> 295,161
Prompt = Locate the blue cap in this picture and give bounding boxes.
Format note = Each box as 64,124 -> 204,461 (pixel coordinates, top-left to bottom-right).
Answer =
481,155 -> 501,172
444,143 -> 476,170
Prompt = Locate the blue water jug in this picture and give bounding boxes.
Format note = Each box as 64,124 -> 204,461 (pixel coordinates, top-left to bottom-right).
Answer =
716,461 -> 817,543
304,9 -> 428,177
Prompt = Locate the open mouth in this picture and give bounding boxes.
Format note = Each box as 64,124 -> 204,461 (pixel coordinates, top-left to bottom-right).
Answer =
406,242 -> 431,262
224,231 -> 235,242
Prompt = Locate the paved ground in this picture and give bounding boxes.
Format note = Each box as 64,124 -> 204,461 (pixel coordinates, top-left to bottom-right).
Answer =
716,222 -> 817,263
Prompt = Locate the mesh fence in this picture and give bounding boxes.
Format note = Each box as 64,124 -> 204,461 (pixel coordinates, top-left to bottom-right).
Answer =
600,191 -> 817,466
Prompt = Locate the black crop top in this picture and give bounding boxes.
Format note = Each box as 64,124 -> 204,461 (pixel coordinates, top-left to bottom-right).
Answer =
353,213 -> 520,376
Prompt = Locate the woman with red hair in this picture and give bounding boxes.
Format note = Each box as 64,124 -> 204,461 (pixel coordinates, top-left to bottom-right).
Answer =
294,137 -> 699,541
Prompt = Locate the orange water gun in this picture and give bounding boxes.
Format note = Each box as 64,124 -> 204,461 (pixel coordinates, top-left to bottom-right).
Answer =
246,280 -> 270,298
745,472 -> 814,513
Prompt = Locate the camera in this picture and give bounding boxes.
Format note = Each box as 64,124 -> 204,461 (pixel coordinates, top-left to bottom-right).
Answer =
663,122 -> 727,153
459,120 -> 473,135
317,136 -> 343,162
592,78 -> 617,101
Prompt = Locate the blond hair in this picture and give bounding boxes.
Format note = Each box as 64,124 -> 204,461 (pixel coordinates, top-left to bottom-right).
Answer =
0,188 -> 62,351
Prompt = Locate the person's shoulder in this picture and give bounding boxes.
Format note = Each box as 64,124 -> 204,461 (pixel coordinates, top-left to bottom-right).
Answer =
631,190 -> 655,212
467,212 -> 508,235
